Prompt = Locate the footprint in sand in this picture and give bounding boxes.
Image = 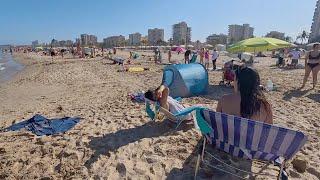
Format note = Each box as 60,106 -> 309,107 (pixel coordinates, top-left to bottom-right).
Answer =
116,162 -> 126,177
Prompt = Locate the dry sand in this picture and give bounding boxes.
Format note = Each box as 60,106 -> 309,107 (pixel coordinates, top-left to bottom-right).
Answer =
0,51 -> 319,179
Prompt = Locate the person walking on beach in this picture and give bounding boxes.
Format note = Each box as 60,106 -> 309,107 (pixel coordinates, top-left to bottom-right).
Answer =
277,49 -> 285,67
50,48 -> 55,60
212,49 -> 219,70
185,48 -> 191,64
288,48 -> 301,68
301,43 -> 320,89
204,49 -> 210,70
168,49 -> 172,63
158,49 -> 162,63
199,48 -> 205,65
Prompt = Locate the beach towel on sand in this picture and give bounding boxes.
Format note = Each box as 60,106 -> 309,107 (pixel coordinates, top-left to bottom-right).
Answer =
6,114 -> 80,136
128,92 -> 145,103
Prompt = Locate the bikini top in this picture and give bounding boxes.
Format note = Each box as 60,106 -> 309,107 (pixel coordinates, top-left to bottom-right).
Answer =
309,52 -> 320,60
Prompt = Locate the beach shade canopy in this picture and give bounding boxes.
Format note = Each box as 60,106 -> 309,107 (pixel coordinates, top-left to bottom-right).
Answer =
227,37 -> 292,53
162,64 -> 208,98
187,45 -> 194,48
205,44 -> 213,47
172,47 -> 186,53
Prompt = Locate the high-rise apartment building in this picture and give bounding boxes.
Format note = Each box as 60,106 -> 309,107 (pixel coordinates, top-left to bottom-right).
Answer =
148,28 -> 164,45
172,22 -> 191,45
228,24 -> 254,44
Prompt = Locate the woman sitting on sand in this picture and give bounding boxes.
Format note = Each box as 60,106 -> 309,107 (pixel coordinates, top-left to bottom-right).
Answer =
144,85 -> 192,120
216,67 -> 273,124
301,43 -> 320,89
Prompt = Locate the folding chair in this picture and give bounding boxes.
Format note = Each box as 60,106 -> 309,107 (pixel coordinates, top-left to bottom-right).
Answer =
194,109 -> 308,180
145,98 -> 199,129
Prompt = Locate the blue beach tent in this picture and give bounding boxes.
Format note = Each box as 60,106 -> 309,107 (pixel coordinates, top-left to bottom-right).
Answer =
162,63 -> 208,98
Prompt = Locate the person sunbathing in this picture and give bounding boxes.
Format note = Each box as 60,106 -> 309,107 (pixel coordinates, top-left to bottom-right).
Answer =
216,67 -> 273,124
144,85 -> 192,120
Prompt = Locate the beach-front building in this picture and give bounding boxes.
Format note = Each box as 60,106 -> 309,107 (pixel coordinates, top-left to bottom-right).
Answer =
128,33 -> 142,46
206,34 -> 228,46
51,39 -> 59,47
66,40 -> 73,47
103,35 -> 125,48
80,34 -> 98,46
228,24 -> 254,44
172,22 -> 191,45
309,0 -> 320,43
31,40 -> 39,48
148,28 -> 164,46
265,31 -> 285,40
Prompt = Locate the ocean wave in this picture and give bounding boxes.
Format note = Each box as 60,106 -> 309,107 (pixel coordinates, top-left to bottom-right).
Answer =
0,63 -> 5,71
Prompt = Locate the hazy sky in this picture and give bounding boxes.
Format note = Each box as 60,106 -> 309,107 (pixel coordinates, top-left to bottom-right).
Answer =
0,0 -> 317,45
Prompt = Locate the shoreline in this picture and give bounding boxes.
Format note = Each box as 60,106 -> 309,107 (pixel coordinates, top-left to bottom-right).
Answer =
0,54 -> 24,85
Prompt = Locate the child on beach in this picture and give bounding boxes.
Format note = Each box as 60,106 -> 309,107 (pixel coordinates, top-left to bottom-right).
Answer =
204,50 -> 210,70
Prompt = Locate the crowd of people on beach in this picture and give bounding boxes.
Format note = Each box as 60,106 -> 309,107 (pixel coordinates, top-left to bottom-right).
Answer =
144,43 -> 320,126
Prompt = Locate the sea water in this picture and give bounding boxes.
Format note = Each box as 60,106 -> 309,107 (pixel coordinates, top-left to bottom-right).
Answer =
0,50 -> 24,83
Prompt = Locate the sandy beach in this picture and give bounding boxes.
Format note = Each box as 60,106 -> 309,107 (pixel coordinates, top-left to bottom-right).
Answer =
0,51 -> 319,179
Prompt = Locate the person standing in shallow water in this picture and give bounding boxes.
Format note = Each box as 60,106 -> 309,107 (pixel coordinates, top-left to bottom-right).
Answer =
301,43 -> 320,89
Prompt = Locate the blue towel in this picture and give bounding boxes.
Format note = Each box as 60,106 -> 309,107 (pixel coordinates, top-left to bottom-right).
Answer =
6,114 -> 80,136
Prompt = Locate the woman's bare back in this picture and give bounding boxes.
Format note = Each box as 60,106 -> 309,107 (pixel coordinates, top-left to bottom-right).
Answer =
216,93 -> 273,124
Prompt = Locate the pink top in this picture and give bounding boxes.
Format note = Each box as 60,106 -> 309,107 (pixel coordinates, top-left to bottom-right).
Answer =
205,52 -> 209,59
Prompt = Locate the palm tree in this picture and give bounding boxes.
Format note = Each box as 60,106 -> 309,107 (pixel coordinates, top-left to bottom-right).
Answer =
296,30 -> 309,44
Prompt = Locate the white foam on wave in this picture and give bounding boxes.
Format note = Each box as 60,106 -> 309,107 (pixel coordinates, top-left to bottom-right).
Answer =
0,63 -> 5,71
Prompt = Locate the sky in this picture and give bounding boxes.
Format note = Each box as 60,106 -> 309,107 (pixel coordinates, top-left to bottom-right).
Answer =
0,0 -> 317,45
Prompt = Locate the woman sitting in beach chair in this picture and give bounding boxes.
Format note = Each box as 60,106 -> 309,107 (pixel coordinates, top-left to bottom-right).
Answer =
217,66 -> 273,124
144,85 -> 192,121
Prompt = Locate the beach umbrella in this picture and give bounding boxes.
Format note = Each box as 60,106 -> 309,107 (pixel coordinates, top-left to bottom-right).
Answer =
307,42 -> 320,47
227,37 -> 292,53
205,44 -> 213,47
187,45 -> 194,48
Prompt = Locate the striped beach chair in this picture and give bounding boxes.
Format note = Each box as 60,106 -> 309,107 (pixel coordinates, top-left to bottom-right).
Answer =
194,109 -> 308,180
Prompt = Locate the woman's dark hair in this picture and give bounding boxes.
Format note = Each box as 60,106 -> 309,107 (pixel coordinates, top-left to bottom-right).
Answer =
145,90 -> 156,101
313,43 -> 320,49
235,67 -> 269,118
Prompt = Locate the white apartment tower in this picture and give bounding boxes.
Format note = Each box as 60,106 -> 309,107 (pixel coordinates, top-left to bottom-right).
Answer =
129,33 -> 142,46
228,24 -> 254,44
172,22 -> 191,45
148,28 -> 164,45
80,34 -> 97,46
309,0 -> 320,43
